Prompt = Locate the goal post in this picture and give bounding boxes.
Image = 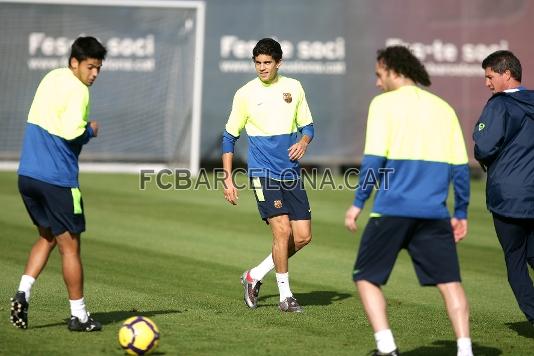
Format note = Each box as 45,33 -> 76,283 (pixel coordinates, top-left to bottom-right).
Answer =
0,0 -> 205,175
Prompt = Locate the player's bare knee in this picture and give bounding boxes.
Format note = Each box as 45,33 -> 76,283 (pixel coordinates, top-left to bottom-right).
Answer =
295,232 -> 312,247
272,224 -> 291,240
56,240 -> 80,257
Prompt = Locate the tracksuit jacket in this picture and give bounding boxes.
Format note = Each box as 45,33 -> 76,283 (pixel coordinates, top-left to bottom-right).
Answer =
473,88 -> 534,218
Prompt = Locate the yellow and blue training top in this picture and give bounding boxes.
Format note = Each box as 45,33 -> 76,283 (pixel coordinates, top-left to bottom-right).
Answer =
354,85 -> 469,219
222,75 -> 314,179
18,68 -> 95,187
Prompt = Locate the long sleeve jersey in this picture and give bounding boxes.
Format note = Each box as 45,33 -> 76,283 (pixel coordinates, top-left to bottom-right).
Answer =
18,68 -> 94,187
222,76 -> 314,180
354,85 -> 469,219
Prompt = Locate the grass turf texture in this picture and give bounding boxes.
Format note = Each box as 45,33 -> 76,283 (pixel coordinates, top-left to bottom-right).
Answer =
0,170 -> 533,355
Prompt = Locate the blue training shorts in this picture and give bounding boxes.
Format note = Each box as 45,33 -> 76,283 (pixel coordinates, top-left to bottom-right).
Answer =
18,175 -> 86,236
353,216 -> 461,286
250,177 -> 311,222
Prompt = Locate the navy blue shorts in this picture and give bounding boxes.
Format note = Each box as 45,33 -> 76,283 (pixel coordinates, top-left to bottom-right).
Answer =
250,177 -> 311,222
353,217 -> 461,286
18,175 -> 86,236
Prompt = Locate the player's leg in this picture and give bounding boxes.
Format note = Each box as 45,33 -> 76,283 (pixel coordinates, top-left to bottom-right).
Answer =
245,181 -> 311,285
492,213 -> 534,323
55,231 -> 101,331
356,280 -> 389,331
284,179 -> 312,257
43,182 -> 101,331
268,214 -> 302,312
23,226 -> 57,279
356,281 -> 398,356
240,177 -> 288,309
353,217 -> 410,355
436,281 -> 471,355
408,219 -> 472,356
289,219 -> 311,257
269,214 -> 292,274
56,231 -> 83,300
10,227 -> 55,329
11,176 -> 57,329
241,219 -> 310,308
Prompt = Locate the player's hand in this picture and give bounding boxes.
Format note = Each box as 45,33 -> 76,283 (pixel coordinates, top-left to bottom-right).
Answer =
223,178 -> 239,205
451,218 -> 468,242
288,140 -> 308,161
345,205 -> 361,232
89,121 -> 99,137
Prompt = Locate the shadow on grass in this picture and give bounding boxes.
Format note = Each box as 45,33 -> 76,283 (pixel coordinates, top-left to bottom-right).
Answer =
506,321 -> 534,338
258,290 -> 351,307
32,309 -> 183,329
401,340 -> 501,356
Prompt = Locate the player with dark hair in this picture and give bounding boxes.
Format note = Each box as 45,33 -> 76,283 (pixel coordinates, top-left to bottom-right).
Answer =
474,50 -> 534,326
10,36 -> 107,331
481,50 -> 522,83
345,46 -> 472,355
252,37 -> 283,62
376,46 -> 431,86
222,38 -> 314,312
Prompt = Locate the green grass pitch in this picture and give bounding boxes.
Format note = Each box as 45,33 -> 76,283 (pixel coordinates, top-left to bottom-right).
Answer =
0,170 -> 533,355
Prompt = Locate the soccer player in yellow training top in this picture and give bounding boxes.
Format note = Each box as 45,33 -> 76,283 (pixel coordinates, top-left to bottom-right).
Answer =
345,46 -> 473,356
11,36 -> 106,332
222,38 -> 315,312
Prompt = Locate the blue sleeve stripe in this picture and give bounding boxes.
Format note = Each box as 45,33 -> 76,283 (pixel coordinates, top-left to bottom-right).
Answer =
222,130 -> 239,154
298,123 -> 314,139
67,123 -> 93,146
353,154 -> 387,208
451,163 -> 470,219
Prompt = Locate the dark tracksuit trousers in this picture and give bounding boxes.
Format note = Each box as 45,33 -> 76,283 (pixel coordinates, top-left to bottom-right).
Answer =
493,213 -> 534,322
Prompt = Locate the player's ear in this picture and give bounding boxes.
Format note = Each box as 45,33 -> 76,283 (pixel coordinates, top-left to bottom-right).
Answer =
275,60 -> 282,69
504,69 -> 512,81
70,57 -> 79,69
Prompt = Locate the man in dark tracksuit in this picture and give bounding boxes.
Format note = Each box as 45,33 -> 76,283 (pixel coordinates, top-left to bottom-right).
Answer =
473,50 -> 534,325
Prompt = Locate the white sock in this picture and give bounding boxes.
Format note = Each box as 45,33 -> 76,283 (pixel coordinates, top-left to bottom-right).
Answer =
276,272 -> 293,302
374,329 -> 397,354
18,275 -> 35,302
457,337 -> 473,356
250,254 -> 275,281
69,298 -> 88,323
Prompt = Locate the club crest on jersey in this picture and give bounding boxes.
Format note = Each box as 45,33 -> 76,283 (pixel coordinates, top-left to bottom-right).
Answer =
283,93 -> 292,103
274,200 -> 283,209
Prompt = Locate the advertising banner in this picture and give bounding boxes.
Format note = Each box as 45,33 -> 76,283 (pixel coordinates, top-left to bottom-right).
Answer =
0,0 -> 204,172
201,0 -> 534,166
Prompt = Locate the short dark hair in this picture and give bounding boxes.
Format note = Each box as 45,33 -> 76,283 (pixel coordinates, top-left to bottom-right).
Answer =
69,36 -> 107,66
481,50 -> 522,82
377,46 -> 431,86
252,38 -> 283,62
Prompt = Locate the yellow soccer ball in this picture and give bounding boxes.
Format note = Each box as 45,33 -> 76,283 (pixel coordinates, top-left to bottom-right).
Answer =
118,316 -> 160,355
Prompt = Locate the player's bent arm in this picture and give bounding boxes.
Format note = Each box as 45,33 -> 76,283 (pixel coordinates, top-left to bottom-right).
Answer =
59,87 -> 91,140
89,121 -> 99,137
288,134 -> 312,161
298,123 -> 314,141
66,121 -> 97,146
